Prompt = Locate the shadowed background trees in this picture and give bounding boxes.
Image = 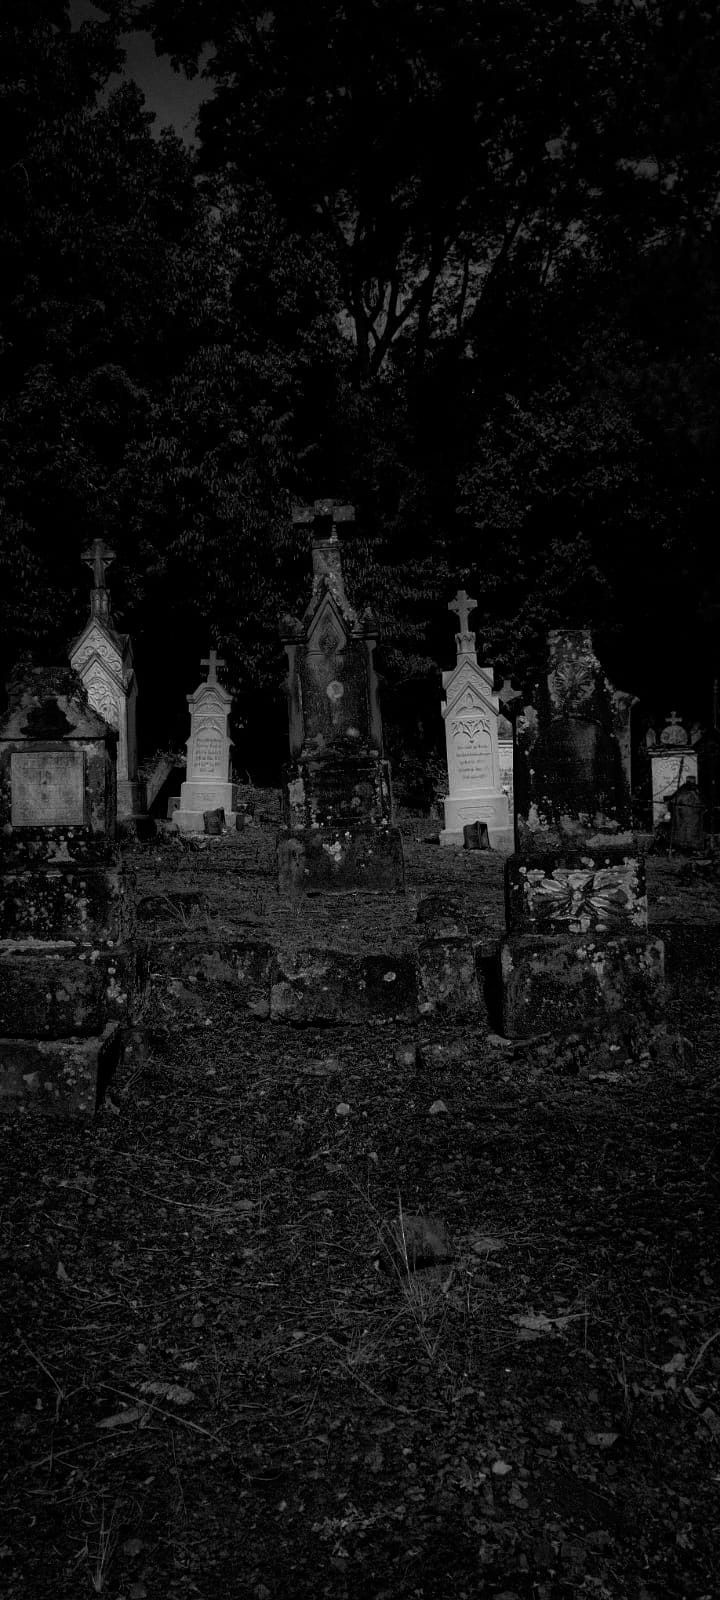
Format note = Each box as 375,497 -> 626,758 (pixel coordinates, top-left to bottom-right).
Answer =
2,0 -> 719,770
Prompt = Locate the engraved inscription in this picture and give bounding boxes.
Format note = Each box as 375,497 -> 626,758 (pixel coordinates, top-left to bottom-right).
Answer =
11,752 -> 85,826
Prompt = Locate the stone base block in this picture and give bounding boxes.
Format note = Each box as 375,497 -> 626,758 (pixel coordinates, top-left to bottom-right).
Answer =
174,809 -> 237,834
0,941 -> 139,1037
500,932 -> 665,1039
418,938 -> 486,1020
282,754 -> 392,829
277,826 -> 405,893
0,1022 -> 122,1116
150,938 -> 273,1019
441,826 -> 514,852
441,790 -> 512,852
269,949 -> 417,1025
505,850 -> 648,936
0,864 -> 136,941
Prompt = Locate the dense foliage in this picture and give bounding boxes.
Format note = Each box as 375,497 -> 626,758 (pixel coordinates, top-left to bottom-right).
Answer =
2,1 -> 720,762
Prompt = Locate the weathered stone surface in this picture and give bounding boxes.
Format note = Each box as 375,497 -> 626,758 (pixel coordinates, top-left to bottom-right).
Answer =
505,851 -> 648,936
519,631 -> 632,843
269,948 -> 416,1025
150,938 -> 273,1017
416,894 -> 469,939
203,808 -> 225,835
0,1021 -> 121,1115
500,933 -> 665,1038
417,938 -> 484,1019
0,666 -> 116,844
277,826 -> 404,893
0,943 -> 139,1037
282,754 -> 392,830
0,864 -> 135,941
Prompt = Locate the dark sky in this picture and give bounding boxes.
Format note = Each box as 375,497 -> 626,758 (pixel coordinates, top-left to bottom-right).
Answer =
70,1 -> 208,144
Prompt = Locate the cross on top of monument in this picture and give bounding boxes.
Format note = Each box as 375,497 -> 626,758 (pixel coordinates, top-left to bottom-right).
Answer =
201,649 -> 226,686
82,538 -> 115,590
292,499 -> 355,532
449,588 -> 477,638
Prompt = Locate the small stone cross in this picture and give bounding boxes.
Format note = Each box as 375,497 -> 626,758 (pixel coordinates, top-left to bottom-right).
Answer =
292,500 -> 355,532
201,649 -> 225,685
498,677 -> 523,718
449,589 -> 477,637
82,537 -> 115,590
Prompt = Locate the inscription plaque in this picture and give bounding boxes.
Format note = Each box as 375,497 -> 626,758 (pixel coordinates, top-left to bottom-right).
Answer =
11,751 -> 85,826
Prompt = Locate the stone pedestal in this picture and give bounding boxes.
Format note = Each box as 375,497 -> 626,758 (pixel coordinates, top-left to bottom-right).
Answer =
279,501 -> 400,888
69,538 -> 146,821
439,590 -> 512,851
174,651 -> 238,833
499,847 -> 664,1040
0,666 -> 140,1114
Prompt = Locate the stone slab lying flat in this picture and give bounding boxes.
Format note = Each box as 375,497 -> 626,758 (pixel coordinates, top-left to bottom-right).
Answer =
500,933 -> 665,1038
505,851 -> 648,936
0,1022 -> 122,1116
0,942 -> 139,1037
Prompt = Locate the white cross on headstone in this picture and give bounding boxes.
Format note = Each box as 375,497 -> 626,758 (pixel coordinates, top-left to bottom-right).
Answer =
449,589 -> 477,637
201,649 -> 225,685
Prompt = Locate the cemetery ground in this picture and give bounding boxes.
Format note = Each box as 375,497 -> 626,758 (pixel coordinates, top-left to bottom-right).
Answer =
2,824 -> 720,1600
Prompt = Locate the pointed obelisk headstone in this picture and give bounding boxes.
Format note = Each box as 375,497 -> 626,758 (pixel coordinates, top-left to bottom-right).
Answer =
278,500 -> 402,889
173,649 -> 238,833
439,590 -> 512,850
69,539 -> 145,819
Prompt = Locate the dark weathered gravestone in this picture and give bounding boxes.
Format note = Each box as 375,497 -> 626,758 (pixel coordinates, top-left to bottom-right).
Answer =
670,777 -> 705,853
520,630 -> 632,849
697,729 -> 720,837
0,665 -> 140,1115
499,632 -> 663,1043
278,501 -> 401,890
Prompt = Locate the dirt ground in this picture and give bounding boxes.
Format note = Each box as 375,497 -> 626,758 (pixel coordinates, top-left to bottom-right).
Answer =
2,824 -> 719,1599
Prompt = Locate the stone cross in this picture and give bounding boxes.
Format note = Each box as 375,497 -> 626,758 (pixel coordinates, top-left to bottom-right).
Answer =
83,538 -> 115,590
498,677 -> 523,719
292,500 -> 355,533
449,589 -> 477,648
201,649 -> 225,686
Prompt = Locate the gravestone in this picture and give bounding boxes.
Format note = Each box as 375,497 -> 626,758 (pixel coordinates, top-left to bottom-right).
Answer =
0,665 -> 140,1114
439,591 -> 513,851
697,728 -> 720,837
520,630 -> 632,849
278,500 -> 401,890
669,777 -> 704,853
173,651 -> 239,833
499,632 -> 663,1044
69,538 -> 146,821
649,713 -> 698,827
